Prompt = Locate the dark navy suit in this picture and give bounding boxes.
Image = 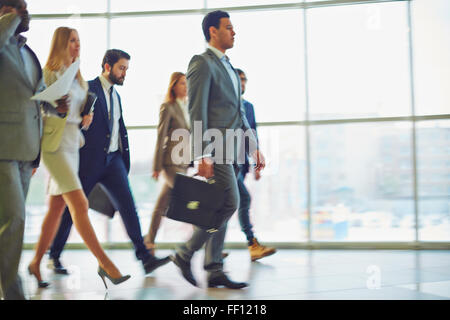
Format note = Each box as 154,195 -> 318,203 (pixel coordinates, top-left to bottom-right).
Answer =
237,99 -> 258,243
49,77 -> 151,264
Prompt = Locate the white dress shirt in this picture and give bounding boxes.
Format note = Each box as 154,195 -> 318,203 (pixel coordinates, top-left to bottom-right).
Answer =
99,75 -> 121,153
176,98 -> 190,129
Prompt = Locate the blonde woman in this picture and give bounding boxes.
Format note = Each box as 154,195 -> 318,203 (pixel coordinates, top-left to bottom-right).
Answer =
27,27 -> 130,289
144,72 -> 190,253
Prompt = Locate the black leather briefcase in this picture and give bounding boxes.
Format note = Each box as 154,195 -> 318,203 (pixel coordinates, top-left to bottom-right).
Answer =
166,173 -> 226,233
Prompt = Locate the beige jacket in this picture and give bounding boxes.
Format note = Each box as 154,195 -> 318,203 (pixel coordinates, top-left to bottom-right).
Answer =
153,100 -> 190,171
41,67 -> 88,152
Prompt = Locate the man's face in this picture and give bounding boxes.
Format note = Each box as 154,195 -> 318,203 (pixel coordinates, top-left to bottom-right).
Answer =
214,17 -> 235,50
108,58 -> 129,86
239,72 -> 247,95
1,0 -> 30,34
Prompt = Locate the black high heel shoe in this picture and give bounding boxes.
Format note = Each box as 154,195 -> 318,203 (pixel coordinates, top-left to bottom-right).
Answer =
97,266 -> 130,289
28,265 -> 50,288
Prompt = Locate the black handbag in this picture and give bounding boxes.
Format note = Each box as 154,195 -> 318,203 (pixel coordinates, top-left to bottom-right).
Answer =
166,173 -> 226,233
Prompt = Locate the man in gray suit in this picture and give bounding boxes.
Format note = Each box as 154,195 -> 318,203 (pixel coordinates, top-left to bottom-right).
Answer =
0,0 -> 68,299
171,10 -> 265,289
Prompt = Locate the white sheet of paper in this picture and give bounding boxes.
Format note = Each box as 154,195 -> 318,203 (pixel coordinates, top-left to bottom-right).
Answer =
31,59 -> 80,103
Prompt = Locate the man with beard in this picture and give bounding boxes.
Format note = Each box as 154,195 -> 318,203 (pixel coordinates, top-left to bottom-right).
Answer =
48,49 -> 171,276
0,0 -> 69,299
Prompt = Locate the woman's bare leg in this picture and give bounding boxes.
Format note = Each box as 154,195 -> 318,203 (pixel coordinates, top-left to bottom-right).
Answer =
62,189 -> 121,278
28,195 -> 66,281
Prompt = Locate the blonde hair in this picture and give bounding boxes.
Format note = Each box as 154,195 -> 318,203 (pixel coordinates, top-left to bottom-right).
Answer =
45,27 -> 87,89
164,72 -> 186,104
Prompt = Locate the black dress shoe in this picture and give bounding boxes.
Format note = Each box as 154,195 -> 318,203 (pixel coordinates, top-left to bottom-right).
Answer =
143,255 -> 171,274
170,254 -> 197,287
48,258 -> 68,275
208,273 -> 248,289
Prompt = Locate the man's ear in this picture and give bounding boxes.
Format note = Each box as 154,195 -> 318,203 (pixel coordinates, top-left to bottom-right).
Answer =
104,63 -> 111,74
209,26 -> 217,40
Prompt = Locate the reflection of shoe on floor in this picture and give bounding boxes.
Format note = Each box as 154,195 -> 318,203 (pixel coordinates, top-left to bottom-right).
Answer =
248,238 -> 276,262
47,257 -> 69,275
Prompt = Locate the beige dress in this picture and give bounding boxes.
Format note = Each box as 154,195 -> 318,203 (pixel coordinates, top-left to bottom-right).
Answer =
42,68 -> 87,195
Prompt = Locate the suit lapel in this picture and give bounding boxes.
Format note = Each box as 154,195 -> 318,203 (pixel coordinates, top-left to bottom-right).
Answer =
25,45 -> 44,93
206,49 -> 239,102
93,77 -> 112,133
10,42 -> 35,90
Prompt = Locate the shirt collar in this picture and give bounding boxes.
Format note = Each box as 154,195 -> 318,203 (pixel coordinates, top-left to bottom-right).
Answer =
11,34 -> 27,48
99,74 -> 113,91
207,44 -> 229,62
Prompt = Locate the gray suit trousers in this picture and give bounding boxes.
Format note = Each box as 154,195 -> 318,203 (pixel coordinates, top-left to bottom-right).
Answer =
176,163 -> 239,277
0,160 -> 33,300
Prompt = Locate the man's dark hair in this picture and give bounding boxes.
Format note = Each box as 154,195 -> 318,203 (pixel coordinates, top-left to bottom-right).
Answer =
101,49 -> 130,72
202,10 -> 230,42
236,68 -> 244,76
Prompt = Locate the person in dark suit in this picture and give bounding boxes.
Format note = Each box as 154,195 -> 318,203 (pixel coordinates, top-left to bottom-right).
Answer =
48,49 -> 171,276
170,10 -> 266,289
234,68 -> 276,261
0,0 -> 69,299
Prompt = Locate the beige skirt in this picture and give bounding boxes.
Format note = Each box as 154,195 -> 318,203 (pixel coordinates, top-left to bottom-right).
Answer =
42,123 -> 85,195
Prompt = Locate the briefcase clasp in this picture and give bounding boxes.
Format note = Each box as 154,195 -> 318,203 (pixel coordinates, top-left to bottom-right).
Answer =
187,201 -> 200,210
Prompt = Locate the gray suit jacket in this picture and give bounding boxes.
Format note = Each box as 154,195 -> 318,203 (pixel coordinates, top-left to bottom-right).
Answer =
187,48 -> 257,164
0,13 -> 45,166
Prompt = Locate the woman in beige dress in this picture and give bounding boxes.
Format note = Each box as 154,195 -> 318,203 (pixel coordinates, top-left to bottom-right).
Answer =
27,27 -> 130,289
144,72 -> 190,253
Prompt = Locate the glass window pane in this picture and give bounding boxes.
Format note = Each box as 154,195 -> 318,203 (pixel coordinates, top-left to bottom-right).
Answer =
228,9 -> 306,122
110,0 -> 203,12
110,15 -> 205,126
226,126 -> 308,242
311,122 -> 415,241
28,0 -> 107,14
26,18 -> 107,81
208,0 -> 301,7
411,0 -> 450,116
307,3 -> 412,120
417,120 -> 450,241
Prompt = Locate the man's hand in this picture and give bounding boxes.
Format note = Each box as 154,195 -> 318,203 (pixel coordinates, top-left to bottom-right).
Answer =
31,168 -> 37,176
254,170 -> 261,181
0,6 -> 18,17
81,113 -> 93,130
55,95 -> 70,114
152,171 -> 160,180
251,149 -> 265,173
197,157 -> 214,179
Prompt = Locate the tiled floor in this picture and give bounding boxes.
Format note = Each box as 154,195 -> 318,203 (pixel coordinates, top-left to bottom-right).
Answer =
18,249 -> 450,300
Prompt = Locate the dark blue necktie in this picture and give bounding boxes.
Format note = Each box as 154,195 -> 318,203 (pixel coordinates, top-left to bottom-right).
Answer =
109,86 -> 114,130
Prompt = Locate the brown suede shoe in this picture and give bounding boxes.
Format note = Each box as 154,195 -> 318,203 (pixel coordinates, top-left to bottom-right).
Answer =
248,238 -> 276,262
